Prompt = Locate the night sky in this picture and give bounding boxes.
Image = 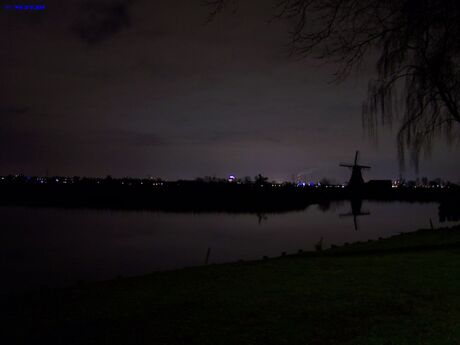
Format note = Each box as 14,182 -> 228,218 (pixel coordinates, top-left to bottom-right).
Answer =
1,0 -> 459,183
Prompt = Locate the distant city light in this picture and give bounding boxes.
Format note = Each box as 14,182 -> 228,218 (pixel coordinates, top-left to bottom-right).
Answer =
3,4 -> 46,11
0,175 -> 454,192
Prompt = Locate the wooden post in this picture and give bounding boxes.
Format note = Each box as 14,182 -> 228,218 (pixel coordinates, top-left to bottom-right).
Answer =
204,247 -> 211,265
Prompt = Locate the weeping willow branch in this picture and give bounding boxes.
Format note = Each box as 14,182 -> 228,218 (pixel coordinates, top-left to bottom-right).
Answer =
207,0 -> 460,170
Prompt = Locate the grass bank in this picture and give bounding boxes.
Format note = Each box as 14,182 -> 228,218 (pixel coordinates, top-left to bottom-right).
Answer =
3,226 -> 460,345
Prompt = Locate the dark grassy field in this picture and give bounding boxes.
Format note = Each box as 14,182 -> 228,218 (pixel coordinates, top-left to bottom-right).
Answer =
3,226 -> 460,345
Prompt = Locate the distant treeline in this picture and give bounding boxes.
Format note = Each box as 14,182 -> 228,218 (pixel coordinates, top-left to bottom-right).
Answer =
0,175 -> 459,213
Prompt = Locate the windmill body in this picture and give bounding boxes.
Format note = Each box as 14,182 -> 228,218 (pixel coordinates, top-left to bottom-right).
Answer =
340,151 -> 371,189
339,151 -> 372,230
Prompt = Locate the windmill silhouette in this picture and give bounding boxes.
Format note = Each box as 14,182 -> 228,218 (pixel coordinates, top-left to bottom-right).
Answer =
340,151 -> 371,189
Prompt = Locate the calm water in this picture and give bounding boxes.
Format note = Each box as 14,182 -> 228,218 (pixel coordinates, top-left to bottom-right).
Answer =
1,201 -> 458,292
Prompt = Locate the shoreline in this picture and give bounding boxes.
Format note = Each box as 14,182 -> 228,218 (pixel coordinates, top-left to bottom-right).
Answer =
1,181 -> 460,213
3,225 -> 460,344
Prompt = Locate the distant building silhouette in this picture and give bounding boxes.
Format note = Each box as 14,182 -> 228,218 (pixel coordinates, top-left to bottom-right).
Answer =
366,180 -> 392,191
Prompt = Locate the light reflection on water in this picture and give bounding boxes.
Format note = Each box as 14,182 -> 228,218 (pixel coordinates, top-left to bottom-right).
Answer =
1,201 -> 458,292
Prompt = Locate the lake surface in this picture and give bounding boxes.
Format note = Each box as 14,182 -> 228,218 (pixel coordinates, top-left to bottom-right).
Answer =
1,201 -> 458,292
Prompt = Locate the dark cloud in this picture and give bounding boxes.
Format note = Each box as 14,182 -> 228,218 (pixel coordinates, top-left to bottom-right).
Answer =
95,130 -> 167,147
72,0 -> 133,45
0,105 -> 30,116
203,129 -> 283,146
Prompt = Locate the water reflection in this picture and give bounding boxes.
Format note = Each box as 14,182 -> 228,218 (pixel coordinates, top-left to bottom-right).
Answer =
339,199 -> 371,231
439,202 -> 460,223
1,202 -> 459,292
256,213 -> 268,224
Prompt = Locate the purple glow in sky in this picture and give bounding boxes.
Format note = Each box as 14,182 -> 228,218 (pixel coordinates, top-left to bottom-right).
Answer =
0,0 -> 458,182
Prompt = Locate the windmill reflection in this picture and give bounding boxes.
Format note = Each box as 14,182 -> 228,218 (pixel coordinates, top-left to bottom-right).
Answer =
439,202 -> 460,223
257,213 -> 268,224
339,198 -> 370,231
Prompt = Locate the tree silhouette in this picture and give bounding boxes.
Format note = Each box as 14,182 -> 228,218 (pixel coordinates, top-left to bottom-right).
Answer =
207,0 -> 460,170
255,174 -> 269,186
